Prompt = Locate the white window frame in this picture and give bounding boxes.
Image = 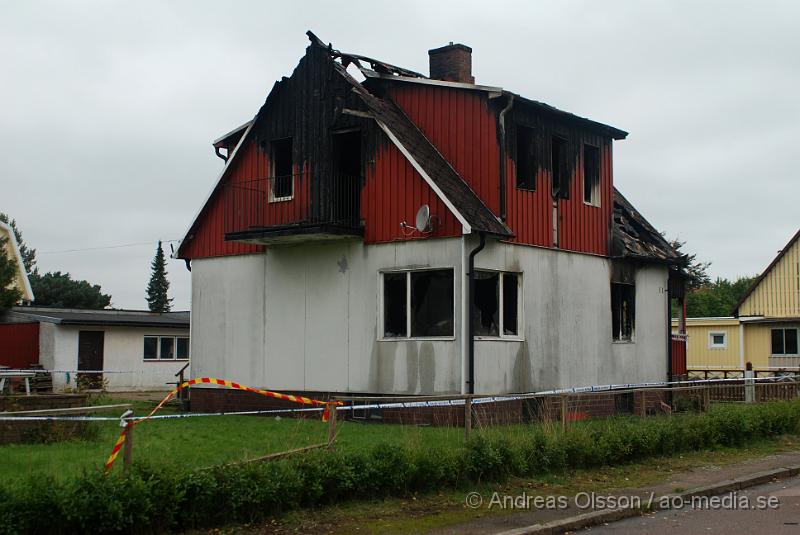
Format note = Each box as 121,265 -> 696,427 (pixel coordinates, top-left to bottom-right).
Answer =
708,331 -> 728,350
474,270 -> 524,341
771,328 -> 799,356
582,143 -> 601,208
378,267 -> 456,341
143,335 -> 190,361
269,137 -> 294,203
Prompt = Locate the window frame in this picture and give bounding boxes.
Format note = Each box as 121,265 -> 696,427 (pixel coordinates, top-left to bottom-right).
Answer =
473,269 -> 524,341
771,328 -> 799,356
269,137 -> 294,203
378,267 -> 456,341
143,335 -> 190,361
708,331 -> 728,350
582,143 -> 601,207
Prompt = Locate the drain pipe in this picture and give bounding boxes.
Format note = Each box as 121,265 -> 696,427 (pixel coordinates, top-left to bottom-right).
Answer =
467,232 -> 487,394
498,95 -> 514,222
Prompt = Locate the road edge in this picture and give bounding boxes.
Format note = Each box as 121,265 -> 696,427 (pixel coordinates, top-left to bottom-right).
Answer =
493,464 -> 800,535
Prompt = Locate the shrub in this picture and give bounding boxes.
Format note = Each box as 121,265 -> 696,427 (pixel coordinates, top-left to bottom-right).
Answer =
3,400 -> 800,534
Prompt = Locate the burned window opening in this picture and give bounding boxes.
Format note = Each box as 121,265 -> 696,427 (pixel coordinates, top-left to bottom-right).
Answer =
516,126 -> 536,191
772,328 -> 798,355
383,269 -> 454,339
383,272 -> 407,338
474,272 -> 499,336
270,138 -> 293,200
503,273 -> 519,336
551,136 -> 568,199
611,282 -> 635,341
411,270 -> 454,337
583,144 -> 600,206
331,130 -> 362,225
472,271 -> 520,338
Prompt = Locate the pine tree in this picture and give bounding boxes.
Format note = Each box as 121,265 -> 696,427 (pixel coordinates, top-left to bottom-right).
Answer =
146,241 -> 172,312
0,236 -> 23,311
0,213 -> 36,275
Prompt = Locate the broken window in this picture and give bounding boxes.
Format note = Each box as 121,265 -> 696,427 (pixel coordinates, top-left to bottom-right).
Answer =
383,272 -> 408,337
382,269 -> 454,338
516,126 -> 536,191
472,271 -> 521,338
583,144 -> 600,206
611,283 -> 635,341
270,137 -> 293,200
551,136 -> 568,198
772,328 -> 798,355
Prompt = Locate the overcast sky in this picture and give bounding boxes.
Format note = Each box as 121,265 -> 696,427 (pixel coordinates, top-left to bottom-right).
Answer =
2,1 -> 798,310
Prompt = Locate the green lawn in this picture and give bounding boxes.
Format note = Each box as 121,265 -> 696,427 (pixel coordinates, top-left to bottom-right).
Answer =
0,406 -> 467,483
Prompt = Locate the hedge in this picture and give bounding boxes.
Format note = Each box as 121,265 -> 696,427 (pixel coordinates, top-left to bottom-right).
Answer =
2,400 -> 800,534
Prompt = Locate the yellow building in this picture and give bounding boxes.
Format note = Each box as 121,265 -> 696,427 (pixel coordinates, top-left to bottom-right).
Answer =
675,229 -> 800,372
0,221 -> 34,303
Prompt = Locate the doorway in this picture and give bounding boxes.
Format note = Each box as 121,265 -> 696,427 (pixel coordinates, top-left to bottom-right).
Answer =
78,330 -> 104,389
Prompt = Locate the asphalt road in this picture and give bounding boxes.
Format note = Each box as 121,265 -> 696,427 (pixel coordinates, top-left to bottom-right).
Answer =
585,476 -> 800,534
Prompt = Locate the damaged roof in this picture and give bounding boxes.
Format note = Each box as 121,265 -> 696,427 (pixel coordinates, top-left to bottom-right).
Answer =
611,188 -> 681,264
323,50 -> 512,237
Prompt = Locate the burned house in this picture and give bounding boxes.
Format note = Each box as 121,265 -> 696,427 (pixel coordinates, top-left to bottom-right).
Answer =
177,32 -> 686,403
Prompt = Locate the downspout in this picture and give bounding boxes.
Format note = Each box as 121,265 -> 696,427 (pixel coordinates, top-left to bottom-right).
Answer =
467,232 -> 487,394
498,95 -> 514,222
215,147 -> 228,162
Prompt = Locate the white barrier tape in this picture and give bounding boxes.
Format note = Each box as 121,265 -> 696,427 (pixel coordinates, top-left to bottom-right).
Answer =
1,369 -> 188,375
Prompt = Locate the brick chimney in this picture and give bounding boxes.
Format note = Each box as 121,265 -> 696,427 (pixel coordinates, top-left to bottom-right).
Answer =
428,43 -> 474,83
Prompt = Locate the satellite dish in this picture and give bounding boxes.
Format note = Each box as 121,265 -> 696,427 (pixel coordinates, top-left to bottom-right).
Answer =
415,204 -> 431,232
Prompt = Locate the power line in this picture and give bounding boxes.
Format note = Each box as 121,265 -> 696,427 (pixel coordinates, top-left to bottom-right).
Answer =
39,239 -> 180,255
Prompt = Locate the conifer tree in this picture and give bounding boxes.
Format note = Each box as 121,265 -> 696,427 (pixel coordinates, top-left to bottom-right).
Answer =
146,241 -> 172,312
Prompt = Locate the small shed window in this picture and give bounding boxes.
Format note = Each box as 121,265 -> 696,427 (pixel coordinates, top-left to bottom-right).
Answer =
143,337 -> 158,360
583,144 -> 600,206
772,328 -> 798,355
382,269 -> 454,339
270,137 -> 293,201
516,126 -> 536,191
143,336 -> 190,360
708,331 -> 727,349
611,283 -> 635,341
473,271 -> 521,338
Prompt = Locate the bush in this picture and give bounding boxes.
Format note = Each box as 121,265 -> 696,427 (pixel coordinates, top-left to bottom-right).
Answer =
3,400 -> 800,534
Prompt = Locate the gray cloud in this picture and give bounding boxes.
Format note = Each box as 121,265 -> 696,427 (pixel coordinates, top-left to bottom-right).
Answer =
2,0 -> 797,309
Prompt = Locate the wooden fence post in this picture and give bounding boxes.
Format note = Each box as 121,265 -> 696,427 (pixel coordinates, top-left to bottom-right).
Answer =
464,396 -> 473,442
703,386 -> 711,412
560,395 -> 568,432
123,421 -> 134,472
327,403 -> 337,449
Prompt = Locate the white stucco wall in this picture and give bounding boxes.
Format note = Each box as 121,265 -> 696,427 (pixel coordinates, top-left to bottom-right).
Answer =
190,237 -> 669,395
41,325 -> 190,392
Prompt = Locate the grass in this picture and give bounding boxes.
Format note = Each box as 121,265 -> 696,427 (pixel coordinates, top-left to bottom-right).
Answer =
0,403 -> 466,482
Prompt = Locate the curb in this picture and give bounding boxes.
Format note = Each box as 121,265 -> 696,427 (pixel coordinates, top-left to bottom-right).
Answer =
493,464 -> 800,535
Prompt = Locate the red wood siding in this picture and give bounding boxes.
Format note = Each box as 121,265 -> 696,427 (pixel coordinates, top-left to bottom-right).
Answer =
389,85 -> 500,213
671,335 -> 688,376
179,139 -> 266,259
363,142 -> 461,243
0,323 -> 39,368
505,152 -> 553,247
556,135 -> 613,255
